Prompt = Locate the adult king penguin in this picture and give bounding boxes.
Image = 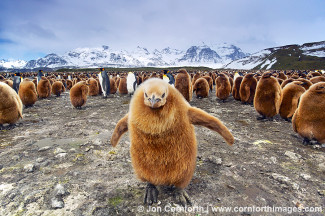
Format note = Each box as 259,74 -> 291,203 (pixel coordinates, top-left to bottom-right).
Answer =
127,72 -> 137,95
13,73 -> 23,93
98,68 -> 110,97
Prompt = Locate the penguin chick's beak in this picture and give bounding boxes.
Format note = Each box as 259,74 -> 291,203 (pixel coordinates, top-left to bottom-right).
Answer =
148,96 -> 161,108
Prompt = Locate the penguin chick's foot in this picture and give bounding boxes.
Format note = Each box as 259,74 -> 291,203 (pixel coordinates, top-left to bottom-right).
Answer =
144,183 -> 159,205
7,124 -> 16,130
303,138 -> 311,145
175,188 -> 192,207
256,115 -> 266,120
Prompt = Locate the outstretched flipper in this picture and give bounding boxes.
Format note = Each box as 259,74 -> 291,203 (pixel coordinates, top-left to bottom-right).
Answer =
110,113 -> 128,147
188,107 -> 234,146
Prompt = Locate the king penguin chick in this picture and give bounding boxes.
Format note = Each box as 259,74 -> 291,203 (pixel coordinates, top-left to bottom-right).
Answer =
69,81 -> 89,109
0,82 -> 23,129
254,72 -> 283,120
18,78 -> 37,107
292,82 -> 325,144
111,78 -> 234,206
37,77 -> 51,99
175,69 -> 192,101
279,81 -> 306,121
127,72 -> 137,95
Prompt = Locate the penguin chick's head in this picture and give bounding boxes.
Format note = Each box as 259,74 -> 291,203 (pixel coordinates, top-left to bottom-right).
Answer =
143,79 -> 168,109
312,82 -> 325,94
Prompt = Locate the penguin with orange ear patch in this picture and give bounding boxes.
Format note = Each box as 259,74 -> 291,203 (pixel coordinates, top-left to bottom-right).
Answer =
0,82 -> 23,129
254,72 -> 282,120
292,82 -> 325,144
111,78 -> 234,206
70,81 -> 89,109
175,69 -> 192,102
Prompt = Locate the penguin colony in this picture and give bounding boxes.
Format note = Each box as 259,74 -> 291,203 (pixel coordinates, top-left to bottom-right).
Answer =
1,68 -> 325,206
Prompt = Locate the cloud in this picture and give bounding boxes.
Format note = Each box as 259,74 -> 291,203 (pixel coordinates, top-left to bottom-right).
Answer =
0,0 -> 325,60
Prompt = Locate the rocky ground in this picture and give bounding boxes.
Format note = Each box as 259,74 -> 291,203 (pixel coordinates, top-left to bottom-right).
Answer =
1,87 -> 325,216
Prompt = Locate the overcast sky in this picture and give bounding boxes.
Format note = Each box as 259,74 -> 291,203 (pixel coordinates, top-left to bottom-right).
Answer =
0,0 -> 324,60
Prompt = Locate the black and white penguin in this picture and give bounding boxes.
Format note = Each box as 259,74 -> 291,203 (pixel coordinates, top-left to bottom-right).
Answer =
37,70 -> 44,86
98,68 -> 110,97
127,72 -> 137,95
163,70 -> 175,86
13,73 -> 22,93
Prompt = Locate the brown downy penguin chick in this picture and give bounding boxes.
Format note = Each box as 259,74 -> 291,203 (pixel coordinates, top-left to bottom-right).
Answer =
111,78 -> 234,206
18,78 -> 37,107
202,75 -> 213,92
37,77 -> 51,98
0,82 -> 23,129
110,78 -> 117,94
3,80 -> 13,88
310,76 -> 325,84
87,78 -> 99,96
215,73 -> 231,102
191,72 -> 201,86
149,72 -> 159,79
66,80 -> 73,90
228,76 -> 234,90
239,73 -> 257,104
292,82 -> 325,144
175,69 -> 192,102
279,81 -> 306,121
254,72 -> 283,120
281,78 -> 294,88
193,78 -> 210,98
118,76 -> 128,94
297,78 -> 313,90
69,81 -> 89,109
232,76 -> 243,101
51,81 -> 64,97
277,72 -> 288,80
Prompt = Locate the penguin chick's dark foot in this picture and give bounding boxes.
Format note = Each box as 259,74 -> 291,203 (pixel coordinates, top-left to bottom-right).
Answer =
0,124 -> 4,130
284,118 -> 292,122
175,188 -> 192,207
257,115 -> 266,120
144,183 -> 159,205
303,138 -> 311,145
7,124 -> 16,130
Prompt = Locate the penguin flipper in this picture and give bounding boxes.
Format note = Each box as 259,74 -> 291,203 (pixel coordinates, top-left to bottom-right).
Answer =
188,107 -> 234,146
111,113 -> 128,147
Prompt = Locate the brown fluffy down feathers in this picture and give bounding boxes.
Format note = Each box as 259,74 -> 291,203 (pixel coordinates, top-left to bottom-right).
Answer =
292,82 -> 325,143
0,82 -> 23,125
111,78 -> 234,190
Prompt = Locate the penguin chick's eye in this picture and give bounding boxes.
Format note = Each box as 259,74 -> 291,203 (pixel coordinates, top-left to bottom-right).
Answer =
162,93 -> 165,98
145,93 -> 148,97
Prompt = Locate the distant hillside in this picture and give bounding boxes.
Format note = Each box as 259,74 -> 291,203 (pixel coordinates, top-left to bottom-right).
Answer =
225,41 -> 325,70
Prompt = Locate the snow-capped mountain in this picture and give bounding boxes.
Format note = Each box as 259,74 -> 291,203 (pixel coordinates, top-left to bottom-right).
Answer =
225,41 -> 325,70
0,43 -> 247,70
0,59 -> 27,69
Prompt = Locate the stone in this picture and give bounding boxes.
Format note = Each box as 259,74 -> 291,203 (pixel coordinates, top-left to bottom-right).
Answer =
51,197 -> 64,209
24,164 -> 36,173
